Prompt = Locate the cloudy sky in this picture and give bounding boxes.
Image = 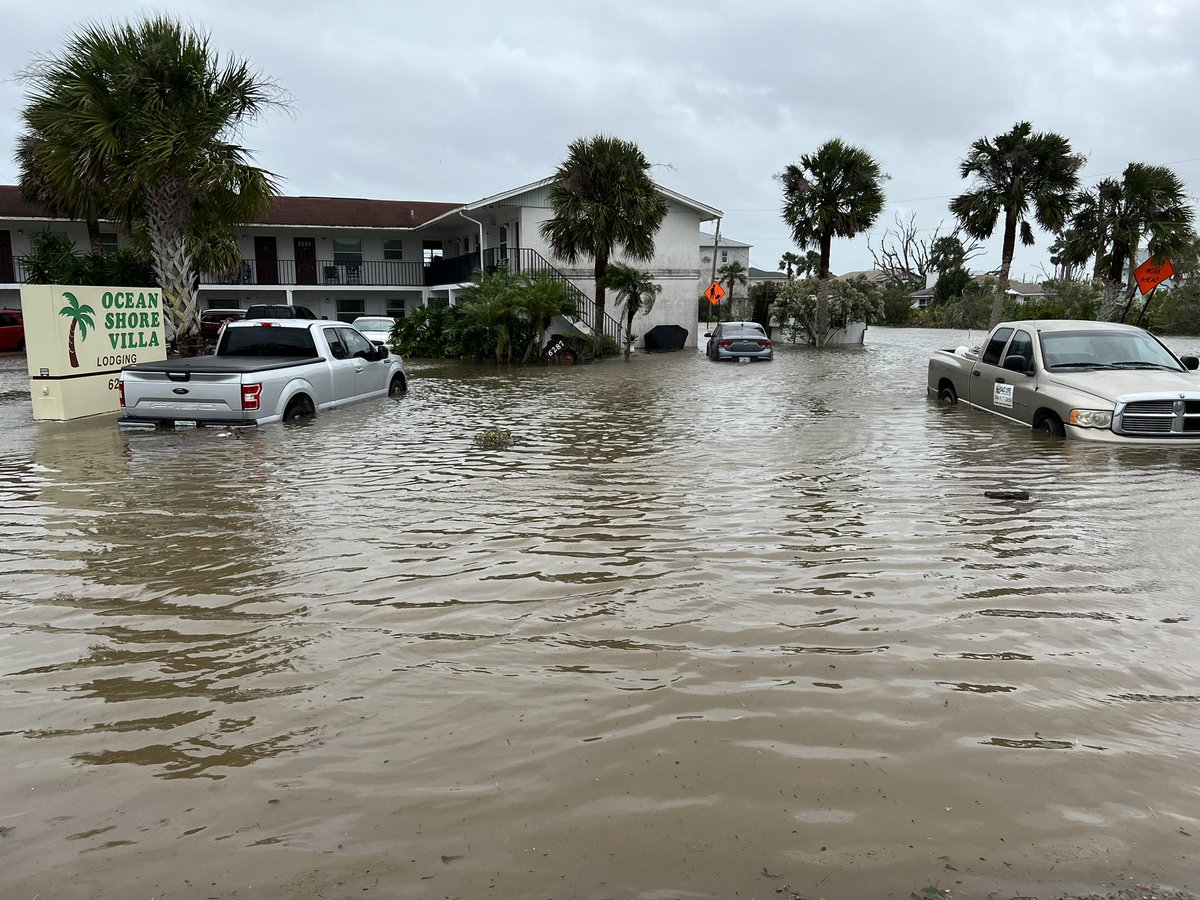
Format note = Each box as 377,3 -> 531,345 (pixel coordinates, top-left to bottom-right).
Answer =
2,1 -> 1197,280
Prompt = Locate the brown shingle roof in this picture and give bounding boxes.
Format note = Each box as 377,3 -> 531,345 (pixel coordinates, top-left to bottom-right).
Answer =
0,185 -> 463,229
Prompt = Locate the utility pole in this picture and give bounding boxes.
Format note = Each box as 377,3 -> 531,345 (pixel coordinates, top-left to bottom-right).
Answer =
707,218 -> 722,328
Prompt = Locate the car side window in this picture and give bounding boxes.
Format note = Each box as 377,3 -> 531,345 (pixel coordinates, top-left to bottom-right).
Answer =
325,328 -> 348,360
981,328 -> 1014,365
0,313 -> 15,326
338,327 -> 373,357
1008,330 -> 1034,369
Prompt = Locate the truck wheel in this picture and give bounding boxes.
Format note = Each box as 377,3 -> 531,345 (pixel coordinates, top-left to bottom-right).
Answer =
283,397 -> 312,421
1034,412 -> 1065,437
388,374 -> 407,397
938,383 -> 957,404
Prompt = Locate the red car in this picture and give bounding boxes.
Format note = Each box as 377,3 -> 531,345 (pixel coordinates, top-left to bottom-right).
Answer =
200,309 -> 246,341
0,308 -> 24,352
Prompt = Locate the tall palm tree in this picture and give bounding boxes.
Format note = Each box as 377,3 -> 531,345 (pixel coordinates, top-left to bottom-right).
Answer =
717,259 -> 748,316
779,139 -> 886,348
18,15 -> 286,347
58,290 -> 96,368
15,133 -> 112,251
604,262 -> 662,361
949,122 -> 1082,328
540,135 -> 668,352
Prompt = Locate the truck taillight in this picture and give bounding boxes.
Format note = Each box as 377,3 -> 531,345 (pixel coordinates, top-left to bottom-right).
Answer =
118,379 -> 125,407
242,384 -> 262,410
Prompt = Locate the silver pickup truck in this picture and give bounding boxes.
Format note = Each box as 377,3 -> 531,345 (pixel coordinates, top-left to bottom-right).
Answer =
927,319 -> 1200,442
119,319 -> 407,428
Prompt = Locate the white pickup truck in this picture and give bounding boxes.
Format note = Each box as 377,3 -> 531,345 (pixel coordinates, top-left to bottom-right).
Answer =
927,319 -> 1200,442
119,318 -> 407,428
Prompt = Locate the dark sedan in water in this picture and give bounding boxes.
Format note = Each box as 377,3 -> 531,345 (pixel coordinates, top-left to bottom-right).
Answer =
704,321 -> 773,361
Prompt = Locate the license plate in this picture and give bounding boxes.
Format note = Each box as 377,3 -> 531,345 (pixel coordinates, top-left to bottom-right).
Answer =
738,356 -> 750,364
174,420 -> 198,428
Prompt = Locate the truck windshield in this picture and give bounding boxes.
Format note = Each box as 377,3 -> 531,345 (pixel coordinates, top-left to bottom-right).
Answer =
1042,330 -> 1181,370
219,326 -> 319,357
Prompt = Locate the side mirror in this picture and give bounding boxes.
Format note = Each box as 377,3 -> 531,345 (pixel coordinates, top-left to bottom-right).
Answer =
1180,355 -> 1199,371
1003,354 -> 1032,375
703,331 -> 712,338
375,345 -> 391,361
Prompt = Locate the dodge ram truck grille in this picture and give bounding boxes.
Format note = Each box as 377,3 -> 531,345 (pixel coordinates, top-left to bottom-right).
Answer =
1115,399 -> 1200,436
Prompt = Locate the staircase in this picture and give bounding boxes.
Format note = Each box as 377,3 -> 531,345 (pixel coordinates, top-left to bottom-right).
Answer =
482,247 -> 623,344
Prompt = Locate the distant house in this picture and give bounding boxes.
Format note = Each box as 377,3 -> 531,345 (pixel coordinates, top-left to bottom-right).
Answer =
836,269 -> 891,285
909,275 -> 1045,310
748,266 -> 787,285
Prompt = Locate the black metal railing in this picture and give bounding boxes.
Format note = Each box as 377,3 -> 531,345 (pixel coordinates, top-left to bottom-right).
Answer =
200,258 -> 424,287
479,247 -> 623,343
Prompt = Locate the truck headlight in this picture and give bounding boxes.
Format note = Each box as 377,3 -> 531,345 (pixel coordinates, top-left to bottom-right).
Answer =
1069,409 -> 1112,429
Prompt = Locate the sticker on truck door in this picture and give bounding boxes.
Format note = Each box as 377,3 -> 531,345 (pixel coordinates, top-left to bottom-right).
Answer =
994,383 -> 1014,409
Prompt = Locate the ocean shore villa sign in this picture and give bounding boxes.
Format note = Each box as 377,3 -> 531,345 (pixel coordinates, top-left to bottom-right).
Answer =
23,284 -> 167,421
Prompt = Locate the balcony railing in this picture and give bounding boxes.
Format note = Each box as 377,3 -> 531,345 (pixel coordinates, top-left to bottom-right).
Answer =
201,258 -> 425,287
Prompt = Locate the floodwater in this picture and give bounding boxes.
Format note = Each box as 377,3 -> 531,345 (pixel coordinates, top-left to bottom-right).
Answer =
2,326 -> 1200,900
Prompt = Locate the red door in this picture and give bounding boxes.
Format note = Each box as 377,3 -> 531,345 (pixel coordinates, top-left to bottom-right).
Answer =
295,237 -> 317,285
254,236 -> 278,284
0,231 -> 13,284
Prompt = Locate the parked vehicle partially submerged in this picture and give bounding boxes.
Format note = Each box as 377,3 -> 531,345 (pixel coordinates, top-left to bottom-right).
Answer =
928,319 -> 1200,442
119,319 -> 406,428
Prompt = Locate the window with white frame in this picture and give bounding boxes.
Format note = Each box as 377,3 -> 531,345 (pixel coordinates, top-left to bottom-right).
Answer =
336,298 -> 364,323
721,250 -> 728,263
333,239 -> 362,264
383,240 -> 404,261
100,232 -> 119,254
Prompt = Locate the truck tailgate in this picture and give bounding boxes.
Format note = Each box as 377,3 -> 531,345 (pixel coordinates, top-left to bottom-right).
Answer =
121,369 -> 247,424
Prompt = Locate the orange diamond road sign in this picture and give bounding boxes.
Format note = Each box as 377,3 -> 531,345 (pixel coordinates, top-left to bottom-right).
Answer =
1134,258 -> 1175,295
704,281 -> 726,304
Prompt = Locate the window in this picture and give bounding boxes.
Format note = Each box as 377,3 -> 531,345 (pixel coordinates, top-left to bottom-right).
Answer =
324,328 -> 348,360
383,240 -> 404,261
336,298 -> 364,323
337,327 -> 373,357
981,327 -> 1014,366
423,240 -> 443,266
721,250 -> 728,263
100,232 -> 119,254
332,238 -> 362,264
1007,330 -> 1034,370
385,300 -> 406,318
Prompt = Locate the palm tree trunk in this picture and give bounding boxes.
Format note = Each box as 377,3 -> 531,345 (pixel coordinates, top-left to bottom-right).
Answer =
991,212 -> 1018,328
67,319 -> 79,368
815,234 -> 832,348
593,250 -> 609,354
87,219 -> 103,253
1099,239 -> 1128,321
145,175 -> 199,344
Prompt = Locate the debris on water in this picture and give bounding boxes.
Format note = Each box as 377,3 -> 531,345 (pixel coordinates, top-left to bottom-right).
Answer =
440,854 -> 464,864
912,887 -> 949,900
985,490 -> 1030,501
0,825 -> 13,838
472,427 -> 515,450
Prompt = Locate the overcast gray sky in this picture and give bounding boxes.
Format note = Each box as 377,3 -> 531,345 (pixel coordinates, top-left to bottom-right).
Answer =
3,1 -> 1197,280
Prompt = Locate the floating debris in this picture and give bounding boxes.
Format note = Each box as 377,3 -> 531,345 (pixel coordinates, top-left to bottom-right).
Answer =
473,427 -> 515,450
984,490 -> 1030,501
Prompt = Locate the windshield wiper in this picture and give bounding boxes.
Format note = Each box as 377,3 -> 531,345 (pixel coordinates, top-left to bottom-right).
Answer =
1050,362 -> 1114,369
1109,361 -> 1176,370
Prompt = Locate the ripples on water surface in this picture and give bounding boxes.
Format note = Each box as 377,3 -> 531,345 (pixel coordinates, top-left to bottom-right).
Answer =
2,327 -> 1200,899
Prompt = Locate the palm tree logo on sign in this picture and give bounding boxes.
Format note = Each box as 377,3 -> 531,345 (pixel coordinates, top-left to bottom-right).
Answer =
58,291 -> 96,368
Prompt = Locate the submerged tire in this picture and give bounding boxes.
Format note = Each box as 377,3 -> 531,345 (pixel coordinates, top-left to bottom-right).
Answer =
388,374 -> 407,397
283,397 -> 312,421
938,383 -> 958,404
1034,412 -> 1065,437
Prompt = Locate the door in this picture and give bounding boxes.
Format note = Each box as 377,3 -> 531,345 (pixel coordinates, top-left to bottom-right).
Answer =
254,236 -> 278,285
0,231 -> 12,284
971,326 -> 1017,420
337,326 -> 388,397
295,237 -> 317,285
321,326 -> 357,403
1003,328 -> 1039,425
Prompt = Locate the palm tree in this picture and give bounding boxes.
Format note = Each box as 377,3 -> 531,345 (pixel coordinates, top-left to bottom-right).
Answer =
460,269 -> 520,362
17,15 -> 286,348
778,252 -> 802,280
717,260 -> 748,316
540,135 -> 669,353
58,290 -> 96,368
778,139 -> 887,348
512,273 -> 578,363
949,122 -> 1082,328
15,132 -> 112,252
604,263 -> 662,360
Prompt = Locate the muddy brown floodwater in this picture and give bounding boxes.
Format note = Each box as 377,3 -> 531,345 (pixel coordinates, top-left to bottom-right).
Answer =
2,326 -> 1200,900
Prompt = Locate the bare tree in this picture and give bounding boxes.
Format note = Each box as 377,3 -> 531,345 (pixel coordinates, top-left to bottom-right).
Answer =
869,212 -> 983,285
